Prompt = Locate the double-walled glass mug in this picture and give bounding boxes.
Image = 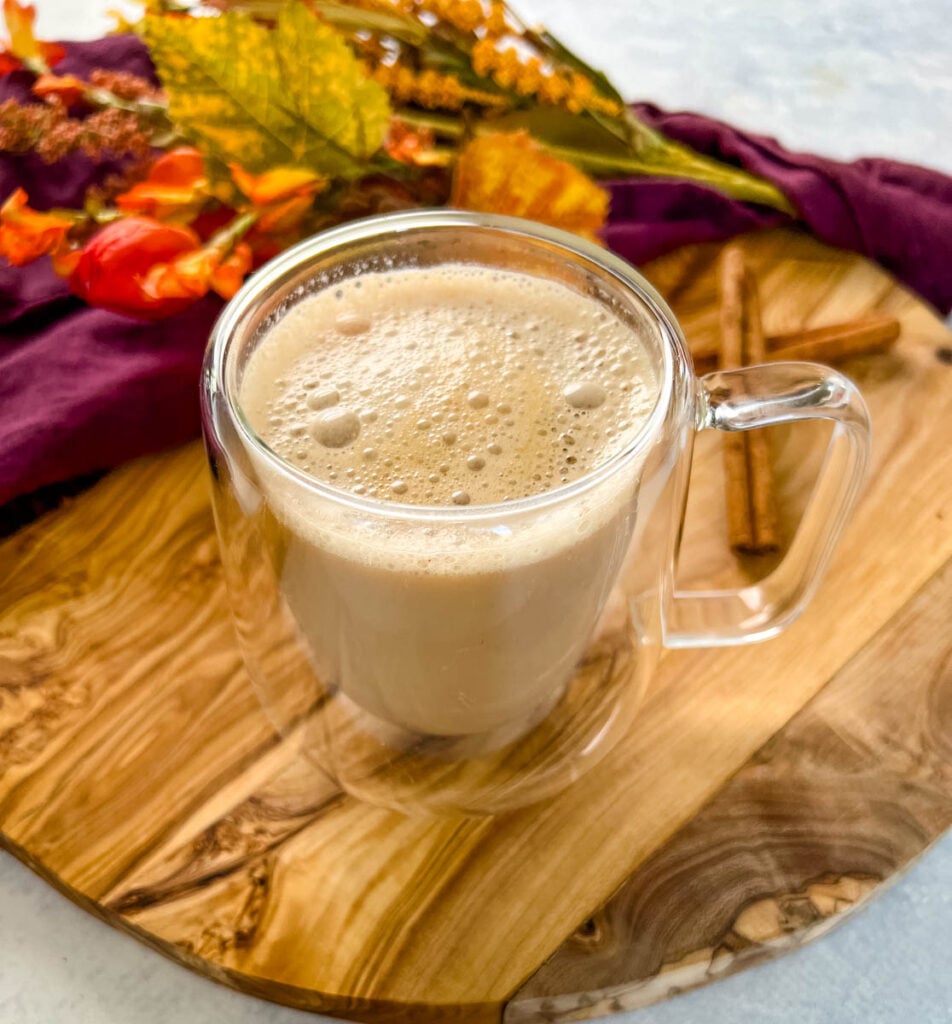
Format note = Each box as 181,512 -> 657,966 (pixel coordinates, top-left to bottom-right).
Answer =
201,211 -> 871,816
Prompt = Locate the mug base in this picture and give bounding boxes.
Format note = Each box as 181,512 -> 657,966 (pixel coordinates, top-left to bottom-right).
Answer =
290,623 -> 647,817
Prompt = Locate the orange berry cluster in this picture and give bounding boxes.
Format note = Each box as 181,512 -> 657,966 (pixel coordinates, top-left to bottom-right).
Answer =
470,37 -> 622,116
369,1 -> 618,116
370,62 -> 507,111
394,0 -> 508,36
417,0 -> 486,33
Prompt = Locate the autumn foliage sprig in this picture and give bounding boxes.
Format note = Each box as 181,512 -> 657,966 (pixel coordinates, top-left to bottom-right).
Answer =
0,0 -> 794,319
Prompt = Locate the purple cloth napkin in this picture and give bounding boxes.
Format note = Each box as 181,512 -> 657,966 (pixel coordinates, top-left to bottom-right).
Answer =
2,35 -> 950,507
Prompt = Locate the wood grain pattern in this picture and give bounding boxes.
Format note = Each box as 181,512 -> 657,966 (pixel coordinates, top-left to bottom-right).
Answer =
1,227 -> 951,1021
508,561 -> 952,1021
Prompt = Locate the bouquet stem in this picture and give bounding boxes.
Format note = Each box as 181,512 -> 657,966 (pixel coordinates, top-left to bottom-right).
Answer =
397,109 -> 795,214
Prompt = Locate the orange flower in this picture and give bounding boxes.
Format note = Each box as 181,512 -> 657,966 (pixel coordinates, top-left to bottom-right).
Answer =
142,241 -> 252,303
116,147 -> 209,219
229,163 -> 327,206
385,120 -> 439,166
0,0 -> 65,74
209,242 -> 252,298
4,0 -> 39,56
69,217 -> 200,319
383,121 -> 451,168
32,72 -> 87,107
253,194 -> 316,235
142,246 -> 217,302
452,131 -> 609,241
0,187 -> 76,265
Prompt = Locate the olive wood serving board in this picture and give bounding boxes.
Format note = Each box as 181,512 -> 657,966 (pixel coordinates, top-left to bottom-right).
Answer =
1,228 -> 950,1023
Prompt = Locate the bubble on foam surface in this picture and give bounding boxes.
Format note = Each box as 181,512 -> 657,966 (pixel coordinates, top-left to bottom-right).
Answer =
564,382 -> 606,410
241,264 -> 656,506
310,407 -> 360,448
307,387 -> 339,411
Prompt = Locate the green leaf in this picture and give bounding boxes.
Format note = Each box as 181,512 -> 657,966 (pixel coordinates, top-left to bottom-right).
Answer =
309,2 -> 428,46
143,3 -> 391,177
491,106 -> 633,156
274,2 -> 390,162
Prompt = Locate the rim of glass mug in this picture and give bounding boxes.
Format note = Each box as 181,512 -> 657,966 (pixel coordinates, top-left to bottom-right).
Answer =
203,210 -> 688,524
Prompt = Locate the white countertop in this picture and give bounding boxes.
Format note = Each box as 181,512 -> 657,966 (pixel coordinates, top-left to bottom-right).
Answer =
4,2 -> 952,1023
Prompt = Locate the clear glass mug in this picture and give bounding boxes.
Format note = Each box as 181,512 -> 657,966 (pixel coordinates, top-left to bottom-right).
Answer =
201,211 -> 871,816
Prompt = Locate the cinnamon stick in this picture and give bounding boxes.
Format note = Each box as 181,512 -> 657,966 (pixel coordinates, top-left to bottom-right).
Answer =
690,311 -> 901,370
740,270 -> 781,554
767,313 -> 900,362
718,248 -> 755,552
718,247 -> 781,555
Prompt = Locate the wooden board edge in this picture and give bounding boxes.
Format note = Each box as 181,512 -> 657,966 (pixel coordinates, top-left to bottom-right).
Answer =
0,829 -> 504,1024
503,838 -> 943,1024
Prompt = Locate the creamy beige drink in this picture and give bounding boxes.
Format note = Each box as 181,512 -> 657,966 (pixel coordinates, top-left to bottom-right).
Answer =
240,265 -> 657,737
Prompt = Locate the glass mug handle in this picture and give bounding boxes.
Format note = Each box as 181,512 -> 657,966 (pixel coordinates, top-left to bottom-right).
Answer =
664,361 -> 872,648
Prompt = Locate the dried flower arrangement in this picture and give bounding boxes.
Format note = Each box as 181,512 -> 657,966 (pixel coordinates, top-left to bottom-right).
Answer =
0,0 -> 793,318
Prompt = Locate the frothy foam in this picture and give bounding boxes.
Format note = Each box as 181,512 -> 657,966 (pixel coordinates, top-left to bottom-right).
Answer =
241,265 -> 657,507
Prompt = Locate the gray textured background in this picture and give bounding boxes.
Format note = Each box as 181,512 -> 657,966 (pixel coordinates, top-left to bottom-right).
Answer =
3,2 -> 951,1022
